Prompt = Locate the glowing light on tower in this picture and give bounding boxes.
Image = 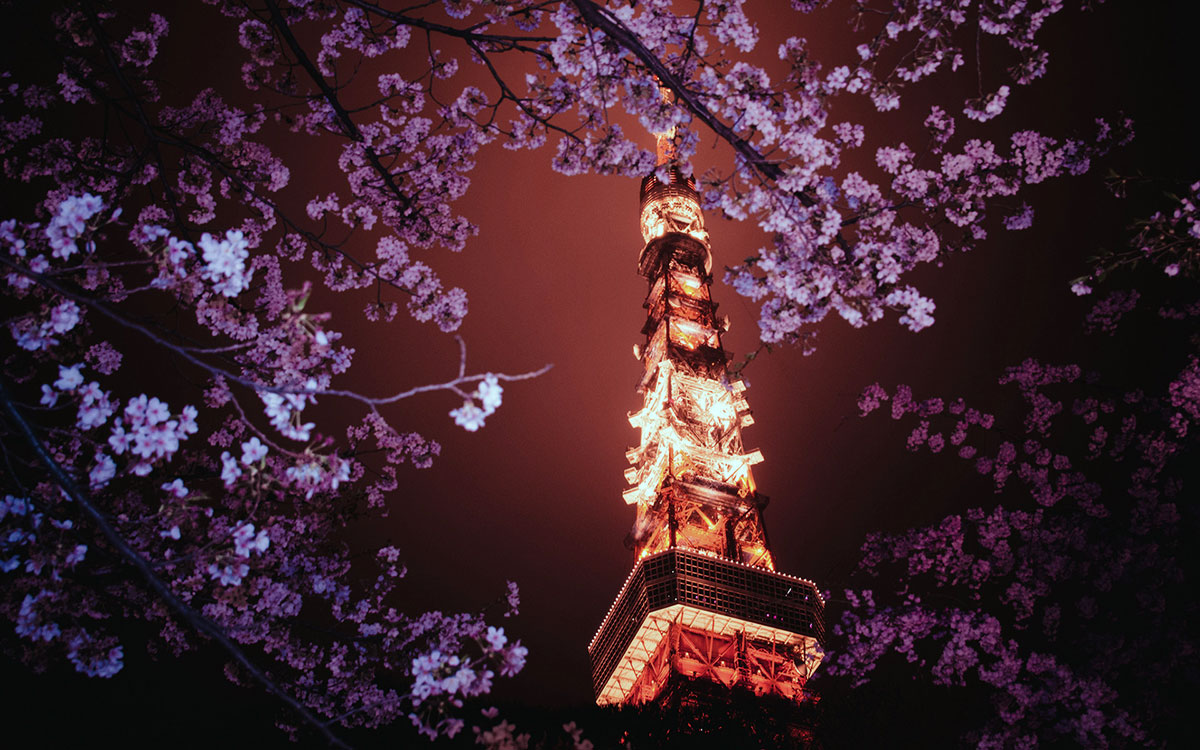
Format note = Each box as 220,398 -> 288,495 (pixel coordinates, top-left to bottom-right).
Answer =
588,87 -> 825,710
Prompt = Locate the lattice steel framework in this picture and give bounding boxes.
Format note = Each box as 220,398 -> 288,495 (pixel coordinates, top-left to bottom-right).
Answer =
588,99 -> 825,709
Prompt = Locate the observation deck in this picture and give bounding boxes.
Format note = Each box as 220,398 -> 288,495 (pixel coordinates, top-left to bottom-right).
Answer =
589,547 -> 825,706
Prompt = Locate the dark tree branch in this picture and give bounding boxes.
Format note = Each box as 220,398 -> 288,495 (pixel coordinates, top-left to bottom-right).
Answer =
263,0 -> 415,215
0,378 -> 352,750
344,0 -> 557,49
567,0 -> 801,194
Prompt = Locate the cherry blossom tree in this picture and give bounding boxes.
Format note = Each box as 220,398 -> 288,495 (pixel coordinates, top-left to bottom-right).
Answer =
1,1 -> 547,744
0,0 -> 1174,746
826,180 -> 1200,747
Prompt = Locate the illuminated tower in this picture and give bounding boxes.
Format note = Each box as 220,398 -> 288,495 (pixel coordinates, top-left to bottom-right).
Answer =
588,99 -> 825,714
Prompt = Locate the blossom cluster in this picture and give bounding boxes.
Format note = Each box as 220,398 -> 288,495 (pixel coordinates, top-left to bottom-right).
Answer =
128,0 -> 1134,357
479,0 -> 1133,350
836,187 -> 1198,746
450,374 -> 503,432
1074,179 -> 1200,290
0,1 -> 546,739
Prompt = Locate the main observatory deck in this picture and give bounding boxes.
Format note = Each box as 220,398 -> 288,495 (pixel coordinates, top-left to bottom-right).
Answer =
589,548 -> 824,705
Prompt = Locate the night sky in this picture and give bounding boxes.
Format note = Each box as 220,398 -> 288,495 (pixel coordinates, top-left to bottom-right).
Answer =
3,0 -> 1199,745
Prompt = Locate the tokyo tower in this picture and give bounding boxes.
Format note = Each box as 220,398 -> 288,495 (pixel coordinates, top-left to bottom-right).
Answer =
588,96 -> 825,714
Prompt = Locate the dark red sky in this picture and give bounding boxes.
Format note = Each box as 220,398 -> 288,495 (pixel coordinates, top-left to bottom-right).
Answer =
3,0 -> 1199,742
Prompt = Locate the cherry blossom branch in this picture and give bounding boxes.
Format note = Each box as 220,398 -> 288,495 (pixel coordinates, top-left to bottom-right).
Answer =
0,378 -> 352,750
322,336 -> 552,405
263,0 -> 414,214
57,41 -> 381,294
79,2 -> 195,242
0,256 -> 551,404
343,0 -> 557,50
567,0 -> 797,192
144,126 -> 423,299
464,37 -> 583,145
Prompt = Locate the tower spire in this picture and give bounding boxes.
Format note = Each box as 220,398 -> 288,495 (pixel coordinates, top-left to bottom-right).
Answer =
653,82 -> 678,168
588,112 -> 826,715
